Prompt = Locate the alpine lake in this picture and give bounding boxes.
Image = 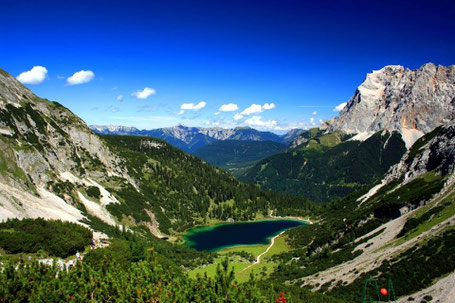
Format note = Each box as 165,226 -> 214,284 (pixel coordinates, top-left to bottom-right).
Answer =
183,219 -> 308,252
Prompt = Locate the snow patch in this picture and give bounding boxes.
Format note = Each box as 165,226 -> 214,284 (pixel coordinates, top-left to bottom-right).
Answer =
401,128 -> 424,149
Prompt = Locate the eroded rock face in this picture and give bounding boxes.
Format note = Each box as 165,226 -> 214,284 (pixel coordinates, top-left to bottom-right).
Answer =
325,63 -> 455,147
0,68 -> 136,231
384,121 -> 455,187
0,69 -> 128,188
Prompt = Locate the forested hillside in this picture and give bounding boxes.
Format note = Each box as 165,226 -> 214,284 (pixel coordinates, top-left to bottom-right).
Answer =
0,218 -> 92,258
241,130 -> 406,202
102,135 -> 316,233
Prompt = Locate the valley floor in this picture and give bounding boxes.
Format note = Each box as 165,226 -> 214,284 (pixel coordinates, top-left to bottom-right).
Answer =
187,231 -> 291,283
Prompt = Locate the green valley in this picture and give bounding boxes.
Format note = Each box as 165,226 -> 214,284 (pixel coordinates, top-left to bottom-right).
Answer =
193,140 -> 286,176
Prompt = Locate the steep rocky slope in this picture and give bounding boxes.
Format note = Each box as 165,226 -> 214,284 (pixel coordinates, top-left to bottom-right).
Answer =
0,69 -> 129,228
323,63 -> 455,148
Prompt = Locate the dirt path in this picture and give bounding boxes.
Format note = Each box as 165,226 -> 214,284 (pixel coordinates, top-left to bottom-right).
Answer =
239,231 -> 284,273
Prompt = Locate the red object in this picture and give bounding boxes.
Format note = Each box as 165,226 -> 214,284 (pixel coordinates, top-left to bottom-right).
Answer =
276,292 -> 286,302
380,288 -> 388,296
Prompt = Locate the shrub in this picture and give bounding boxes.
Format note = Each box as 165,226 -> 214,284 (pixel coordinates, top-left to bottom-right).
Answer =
86,186 -> 101,199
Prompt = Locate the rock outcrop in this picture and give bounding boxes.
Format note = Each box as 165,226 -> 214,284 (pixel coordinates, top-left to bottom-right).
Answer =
358,121 -> 455,203
390,121 -> 455,185
325,63 -> 455,148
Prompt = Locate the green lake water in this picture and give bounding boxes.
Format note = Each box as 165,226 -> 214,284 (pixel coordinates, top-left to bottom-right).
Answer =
184,219 -> 307,252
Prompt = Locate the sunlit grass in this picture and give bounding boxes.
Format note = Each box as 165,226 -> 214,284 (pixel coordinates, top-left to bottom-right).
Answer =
187,233 -> 292,283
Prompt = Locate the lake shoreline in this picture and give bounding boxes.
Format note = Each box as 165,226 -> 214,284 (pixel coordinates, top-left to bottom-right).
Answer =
183,215 -> 312,233
183,218 -> 309,252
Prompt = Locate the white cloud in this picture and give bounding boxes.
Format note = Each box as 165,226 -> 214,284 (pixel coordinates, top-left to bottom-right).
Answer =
66,70 -> 95,85
312,111 -> 317,115
241,103 -> 276,115
179,101 -> 206,114
310,117 -> 316,125
219,103 -> 239,112
116,95 -> 124,101
16,66 -> 48,85
132,87 -> 156,99
263,103 -> 276,110
245,115 -> 278,128
233,113 -> 244,120
241,104 -> 263,115
333,102 -> 347,112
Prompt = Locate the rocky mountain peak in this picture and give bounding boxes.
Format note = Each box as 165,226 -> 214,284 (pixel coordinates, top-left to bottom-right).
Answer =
325,63 -> 455,148
0,69 -> 35,107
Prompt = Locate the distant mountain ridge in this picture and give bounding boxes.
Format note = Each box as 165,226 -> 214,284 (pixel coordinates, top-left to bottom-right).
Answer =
91,124 -> 305,152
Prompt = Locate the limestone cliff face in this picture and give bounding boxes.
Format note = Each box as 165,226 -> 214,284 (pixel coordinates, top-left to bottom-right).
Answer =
0,69 -> 143,232
358,121 -> 455,204
0,69 -> 129,189
325,63 -> 455,147
390,121 -> 455,185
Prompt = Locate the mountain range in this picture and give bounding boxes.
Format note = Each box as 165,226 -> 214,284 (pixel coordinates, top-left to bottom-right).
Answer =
90,124 -> 305,153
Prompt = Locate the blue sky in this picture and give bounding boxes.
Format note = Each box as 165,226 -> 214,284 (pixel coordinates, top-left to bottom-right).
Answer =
1,0 -> 454,133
